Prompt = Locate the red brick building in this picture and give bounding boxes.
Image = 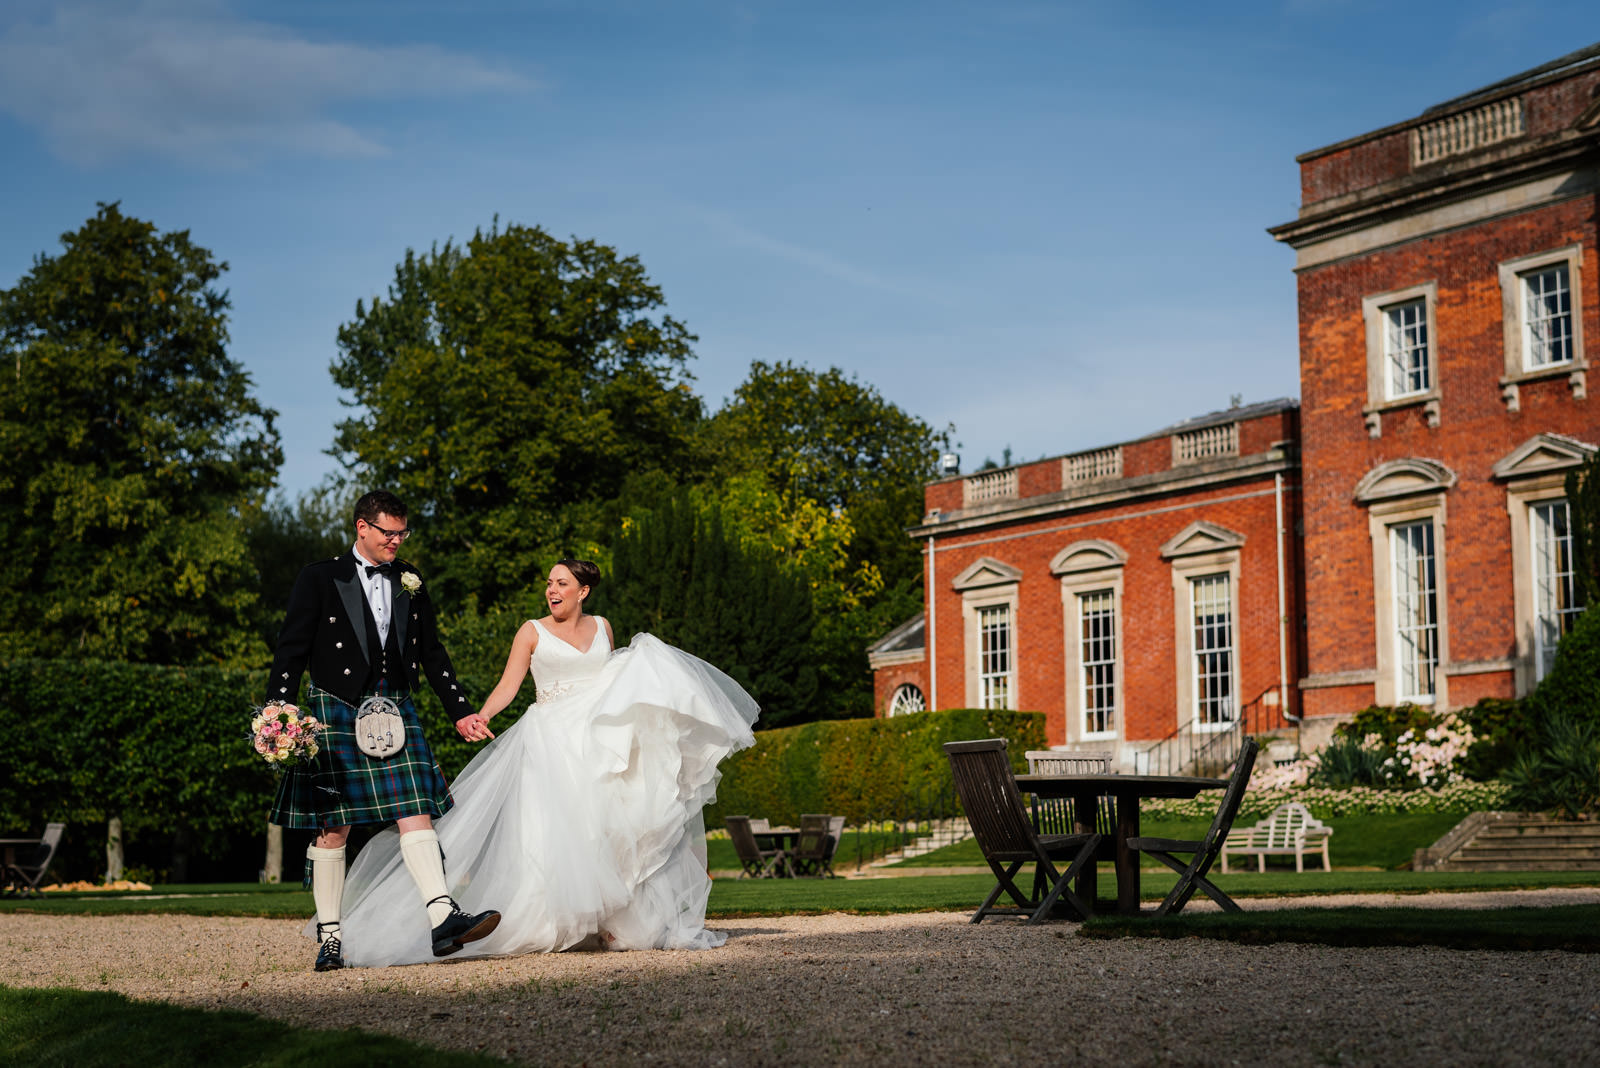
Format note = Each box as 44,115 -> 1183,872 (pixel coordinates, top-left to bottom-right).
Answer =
871,44 -> 1600,758
1270,43 -> 1600,729
871,400 -> 1305,766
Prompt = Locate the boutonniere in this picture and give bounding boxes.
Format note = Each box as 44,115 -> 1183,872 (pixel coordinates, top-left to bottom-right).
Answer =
400,572 -> 422,597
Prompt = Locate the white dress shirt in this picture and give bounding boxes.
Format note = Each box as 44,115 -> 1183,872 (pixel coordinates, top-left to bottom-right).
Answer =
351,544 -> 393,644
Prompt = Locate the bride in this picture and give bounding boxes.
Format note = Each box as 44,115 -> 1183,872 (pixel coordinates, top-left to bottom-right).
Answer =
326,559 -> 760,966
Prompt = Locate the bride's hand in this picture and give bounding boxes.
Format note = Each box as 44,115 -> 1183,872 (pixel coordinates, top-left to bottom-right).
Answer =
457,712 -> 495,742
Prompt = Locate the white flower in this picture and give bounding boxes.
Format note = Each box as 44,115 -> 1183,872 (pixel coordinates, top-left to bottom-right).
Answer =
400,572 -> 422,596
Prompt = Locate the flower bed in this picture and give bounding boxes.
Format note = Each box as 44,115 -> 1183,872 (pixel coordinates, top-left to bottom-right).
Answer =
1143,779 -> 1511,822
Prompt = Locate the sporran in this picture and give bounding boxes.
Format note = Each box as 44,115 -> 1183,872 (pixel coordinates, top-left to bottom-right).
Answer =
354,695 -> 407,758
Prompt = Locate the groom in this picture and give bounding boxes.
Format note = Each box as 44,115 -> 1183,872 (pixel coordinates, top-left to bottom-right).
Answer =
266,489 -> 500,971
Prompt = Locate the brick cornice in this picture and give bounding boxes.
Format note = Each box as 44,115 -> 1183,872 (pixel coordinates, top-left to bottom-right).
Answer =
1269,133 -> 1598,252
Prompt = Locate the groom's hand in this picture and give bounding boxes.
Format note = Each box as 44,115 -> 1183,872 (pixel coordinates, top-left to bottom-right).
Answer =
457,713 -> 495,742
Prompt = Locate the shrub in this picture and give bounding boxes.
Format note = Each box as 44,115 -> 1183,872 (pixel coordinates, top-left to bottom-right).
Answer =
1143,780 -> 1511,821
0,659 -> 270,879
1522,605 -> 1600,731
705,708 -> 1045,826
1308,733 -> 1388,788
1503,710 -> 1600,819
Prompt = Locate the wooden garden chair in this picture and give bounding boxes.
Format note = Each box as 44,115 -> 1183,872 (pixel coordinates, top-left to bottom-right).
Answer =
4,822 -> 64,896
788,814 -> 833,877
1024,749 -> 1116,836
725,816 -> 790,878
943,738 -> 1102,924
1126,737 -> 1259,915
819,815 -> 846,876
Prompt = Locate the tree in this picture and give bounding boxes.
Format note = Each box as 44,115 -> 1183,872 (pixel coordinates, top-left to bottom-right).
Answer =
243,487 -> 351,649
0,203 -> 281,665
699,361 -> 948,592
606,489 -> 819,728
1566,449 -> 1600,605
698,362 -> 949,715
329,222 -> 704,606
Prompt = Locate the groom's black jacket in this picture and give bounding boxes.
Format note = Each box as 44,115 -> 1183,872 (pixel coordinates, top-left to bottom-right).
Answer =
267,553 -> 473,721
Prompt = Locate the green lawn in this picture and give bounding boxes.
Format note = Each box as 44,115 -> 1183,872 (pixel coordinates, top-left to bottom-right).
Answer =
1082,903 -> 1600,953
888,812 -> 1464,871
8,869 -> 1595,920
0,985 -> 504,1068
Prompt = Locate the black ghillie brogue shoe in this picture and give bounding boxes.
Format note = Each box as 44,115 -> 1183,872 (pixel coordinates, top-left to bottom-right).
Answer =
428,896 -> 502,957
314,923 -> 345,972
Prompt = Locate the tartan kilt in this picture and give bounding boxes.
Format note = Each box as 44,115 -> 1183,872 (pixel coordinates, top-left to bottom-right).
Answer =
269,685 -> 454,829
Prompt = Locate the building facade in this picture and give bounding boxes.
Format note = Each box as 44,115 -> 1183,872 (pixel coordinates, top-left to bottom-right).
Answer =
872,44 -> 1600,755
1270,43 -> 1600,722
870,401 -> 1305,765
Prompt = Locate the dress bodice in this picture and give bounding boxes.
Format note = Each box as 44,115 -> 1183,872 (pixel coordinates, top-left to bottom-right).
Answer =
529,617 -> 612,703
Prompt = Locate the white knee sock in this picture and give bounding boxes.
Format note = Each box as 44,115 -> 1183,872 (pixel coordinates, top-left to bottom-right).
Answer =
399,829 -> 454,926
307,844 -> 345,943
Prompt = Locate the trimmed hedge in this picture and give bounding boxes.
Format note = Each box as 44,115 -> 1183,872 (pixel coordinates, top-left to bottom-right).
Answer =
705,708 -> 1046,826
0,659 -> 271,877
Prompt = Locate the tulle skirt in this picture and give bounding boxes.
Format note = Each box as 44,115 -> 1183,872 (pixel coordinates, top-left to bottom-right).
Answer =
320,633 -> 759,966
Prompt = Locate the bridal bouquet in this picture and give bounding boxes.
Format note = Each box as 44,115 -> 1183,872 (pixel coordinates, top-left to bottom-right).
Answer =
249,703 -> 323,769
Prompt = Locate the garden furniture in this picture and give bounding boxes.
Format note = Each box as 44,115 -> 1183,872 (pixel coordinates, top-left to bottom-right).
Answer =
2,823 -> 64,896
1015,766 -> 1230,915
1125,737 -> 1260,915
725,816 -> 792,878
819,815 -> 845,876
1024,749 -> 1115,837
788,814 -> 835,877
1221,801 -> 1333,873
943,738 -> 1101,924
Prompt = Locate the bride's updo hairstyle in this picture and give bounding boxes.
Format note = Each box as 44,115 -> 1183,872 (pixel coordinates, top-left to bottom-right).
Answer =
556,559 -> 602,595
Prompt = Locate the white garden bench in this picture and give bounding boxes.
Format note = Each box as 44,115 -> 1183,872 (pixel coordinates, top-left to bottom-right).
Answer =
1219,802 -> 1333,873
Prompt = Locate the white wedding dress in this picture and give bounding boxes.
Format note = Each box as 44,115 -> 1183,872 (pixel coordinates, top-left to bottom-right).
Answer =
324,618 -> 759,966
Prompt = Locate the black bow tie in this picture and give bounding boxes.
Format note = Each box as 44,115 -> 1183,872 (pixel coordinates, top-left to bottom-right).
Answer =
364,563 -> 395,578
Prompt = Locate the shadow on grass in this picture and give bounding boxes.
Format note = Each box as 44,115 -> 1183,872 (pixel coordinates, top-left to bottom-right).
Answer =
0,985 -> 505,1067
1080,904 -> 1600,953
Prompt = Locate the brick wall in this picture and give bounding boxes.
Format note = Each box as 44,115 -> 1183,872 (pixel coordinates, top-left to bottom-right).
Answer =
1297,195 -> 1600,715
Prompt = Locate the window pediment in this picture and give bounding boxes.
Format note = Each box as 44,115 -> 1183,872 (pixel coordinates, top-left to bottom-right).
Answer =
1353,458 -> 1456,504
1159,521 -> 1245,560
1492,433 -> 1596,481
951,556 -> 1022,591
1050,539 -> 1128,575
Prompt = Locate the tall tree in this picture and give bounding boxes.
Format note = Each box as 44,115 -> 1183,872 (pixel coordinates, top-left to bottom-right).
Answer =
700,362 -> 949,714
701,361 -> 947,591
0,204 -> 281,665
606,489 -> 819,728
243,487 -> 350,649
330,222 -> 703,605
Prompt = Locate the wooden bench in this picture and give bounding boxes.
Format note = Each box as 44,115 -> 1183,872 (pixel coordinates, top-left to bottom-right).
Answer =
1220,802 -> 1332,873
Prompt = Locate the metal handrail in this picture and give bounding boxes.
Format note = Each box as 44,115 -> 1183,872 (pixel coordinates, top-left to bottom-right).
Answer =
1132,689 -> 1293,777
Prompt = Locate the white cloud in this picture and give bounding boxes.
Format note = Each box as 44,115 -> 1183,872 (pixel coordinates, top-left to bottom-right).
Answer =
0,0 -> 533,166
688,204 -> 930,300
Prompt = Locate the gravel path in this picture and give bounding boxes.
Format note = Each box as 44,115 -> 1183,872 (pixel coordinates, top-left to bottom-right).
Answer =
4,890 -> 1599,1066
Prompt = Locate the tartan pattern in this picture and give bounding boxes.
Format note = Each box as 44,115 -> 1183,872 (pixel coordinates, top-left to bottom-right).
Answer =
270,684 -> 454,829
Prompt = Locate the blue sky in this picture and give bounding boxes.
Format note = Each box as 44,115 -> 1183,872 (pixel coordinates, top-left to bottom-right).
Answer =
4,1 -> 1599,496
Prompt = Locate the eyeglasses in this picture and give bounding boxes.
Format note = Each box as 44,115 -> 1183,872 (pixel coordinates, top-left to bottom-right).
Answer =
364,521 -> 412,543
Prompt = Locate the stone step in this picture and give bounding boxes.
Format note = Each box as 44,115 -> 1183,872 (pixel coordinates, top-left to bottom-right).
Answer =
1431,859 -> 1600,872
1413,812 -> 1600,872
1474,825 -> 1600,839
1456,848 -> 1600,861
1460,839 -> 1600,852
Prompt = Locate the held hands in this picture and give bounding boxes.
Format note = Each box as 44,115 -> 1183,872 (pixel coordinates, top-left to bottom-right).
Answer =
457,712 -> 495,743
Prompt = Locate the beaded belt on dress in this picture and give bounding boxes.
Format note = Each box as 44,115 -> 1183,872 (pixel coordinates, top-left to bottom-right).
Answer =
535,682 -> 575,703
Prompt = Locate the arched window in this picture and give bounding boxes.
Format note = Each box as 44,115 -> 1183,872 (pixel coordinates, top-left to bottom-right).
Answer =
887,684 -> 926,716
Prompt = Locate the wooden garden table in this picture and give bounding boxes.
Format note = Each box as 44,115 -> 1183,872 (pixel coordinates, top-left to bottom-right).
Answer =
1013,773 -> 1226,915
